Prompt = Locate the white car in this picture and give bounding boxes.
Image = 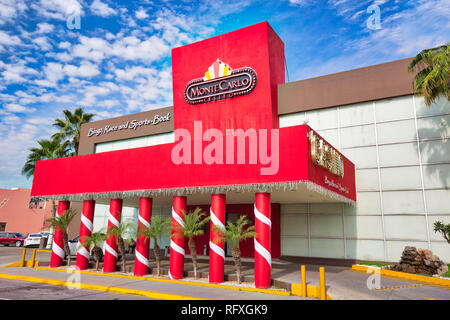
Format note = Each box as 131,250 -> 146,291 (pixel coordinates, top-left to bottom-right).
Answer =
67,236 -> 125,261
39,231 -> 50,238
24,233 -> 42,247
67,236 -> 107,260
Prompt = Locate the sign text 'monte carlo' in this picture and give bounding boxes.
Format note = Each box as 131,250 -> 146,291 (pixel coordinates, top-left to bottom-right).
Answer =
308,131 -> 344,178
87,112 -> 170,137
184,60 -> 257,105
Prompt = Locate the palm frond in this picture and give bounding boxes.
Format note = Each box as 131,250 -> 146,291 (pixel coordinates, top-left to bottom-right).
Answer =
44,208 -> 77,232
409,43 -> 450,106
171,207 -> 210,240
106,219 -> 136,245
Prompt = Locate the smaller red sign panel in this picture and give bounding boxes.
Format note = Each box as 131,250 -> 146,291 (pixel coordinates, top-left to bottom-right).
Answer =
306,127 -> 356,202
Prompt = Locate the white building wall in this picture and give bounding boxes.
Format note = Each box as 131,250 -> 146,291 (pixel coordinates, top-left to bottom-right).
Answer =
280,95 -> 450,262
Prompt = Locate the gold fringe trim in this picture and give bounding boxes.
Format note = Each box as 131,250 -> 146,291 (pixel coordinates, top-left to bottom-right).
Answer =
34,181 -> 355,206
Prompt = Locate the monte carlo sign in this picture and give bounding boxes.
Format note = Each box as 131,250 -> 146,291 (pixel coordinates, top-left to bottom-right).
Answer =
184,59 -> 257,105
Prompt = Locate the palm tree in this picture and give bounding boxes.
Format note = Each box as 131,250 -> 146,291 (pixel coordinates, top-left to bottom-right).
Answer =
44,209 -> 77,266
433,221 -> 450,244
52,107 -> 95,155
408,44 -> 449,107
22,137 -> 73,177
137,215 -> 172,276
22,136 -> 72,249
173,207 -> 210,279
79,231 -> 107,270
213,216 -> 255,284
106,220 -> 136,272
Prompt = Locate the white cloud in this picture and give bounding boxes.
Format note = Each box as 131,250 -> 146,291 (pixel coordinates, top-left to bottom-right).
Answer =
135,7 -> 149,19
113,65 -> 156,81
26,117 -> 54,125
35,61 -> 100,88
35,22 -> 55,34
110,35 -> 170,62
295,0 -> 450,80
97,99 -> 120,108
289,0 -> 310,6
0,0 -> 27,25
0,30 -> 22,46
4,103 -> 36,113
71,36 -> 109,62
32,0 -> 83,20
1,61 -> 38,83
52,51 -> 73,62
58,41 -> 72,49
64,62 -> 100,78
90,0 -> 117,17
32,36 -> 53,51
0,114 -> 20,124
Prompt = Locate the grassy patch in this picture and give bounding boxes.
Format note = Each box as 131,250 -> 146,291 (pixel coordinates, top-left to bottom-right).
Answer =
358,261 -> 391,268
441,264 -> 450,278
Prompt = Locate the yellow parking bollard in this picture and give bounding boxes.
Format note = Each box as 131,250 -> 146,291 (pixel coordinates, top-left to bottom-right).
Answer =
319,267 -> 326,300
21,247 -> 27,267
301,265 -> 307,297
31,249 -> 37,268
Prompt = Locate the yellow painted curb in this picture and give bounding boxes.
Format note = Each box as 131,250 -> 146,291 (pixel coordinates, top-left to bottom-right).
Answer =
2,260 -> 37,268
352,265 -> 450,289
0,272 -> 205,300
34,266 -> 291,296
291,283 -> 333,300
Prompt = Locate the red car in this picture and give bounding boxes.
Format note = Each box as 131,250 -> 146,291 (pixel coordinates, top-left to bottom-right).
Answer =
0,232 -> 25,247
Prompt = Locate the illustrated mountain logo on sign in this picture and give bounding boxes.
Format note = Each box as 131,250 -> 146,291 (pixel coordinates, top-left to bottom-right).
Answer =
184,59 -> 257,105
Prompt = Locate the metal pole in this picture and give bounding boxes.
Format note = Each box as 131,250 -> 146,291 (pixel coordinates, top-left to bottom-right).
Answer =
301,265 -> 307,297
21,248 -> 26,267
31,249 -> 37,268
319,267 -> 326,300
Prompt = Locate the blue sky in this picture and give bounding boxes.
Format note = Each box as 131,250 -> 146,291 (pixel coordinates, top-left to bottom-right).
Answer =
0,0 -> 449,189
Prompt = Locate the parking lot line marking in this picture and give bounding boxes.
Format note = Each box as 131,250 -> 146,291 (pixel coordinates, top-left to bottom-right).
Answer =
375,284 -> 425,291
0,272 -> 206,300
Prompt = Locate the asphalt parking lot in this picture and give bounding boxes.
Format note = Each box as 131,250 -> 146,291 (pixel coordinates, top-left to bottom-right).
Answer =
0,277 -> 151,300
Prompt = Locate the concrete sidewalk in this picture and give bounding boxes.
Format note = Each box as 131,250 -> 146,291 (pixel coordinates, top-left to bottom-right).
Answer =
0,267 -> 307,300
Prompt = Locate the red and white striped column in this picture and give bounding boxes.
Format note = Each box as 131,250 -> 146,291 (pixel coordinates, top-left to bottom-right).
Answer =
75,200 -> 95,270
134,197 -> 152,276
254,192 -> 272,288
50,200 -> 70,268
169,196 -> 186,280
209,193 -> 226,283
103,198 -> 123,273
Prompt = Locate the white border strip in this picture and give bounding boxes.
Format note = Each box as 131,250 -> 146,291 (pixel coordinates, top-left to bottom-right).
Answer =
254,239 -> 271,267
254,205 -> 271,228
77,242 -> 90,259
170,240 -> 185,256
81,214 -> 93,232
52,242 -> 65,259
209,240 -> 225,260
210,208 -> 225,230
135,250 -> 150,267
108,213 -> 120,228
172,207 -> 185,228
105,243 -> 118,258
138,215 -> 150,228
